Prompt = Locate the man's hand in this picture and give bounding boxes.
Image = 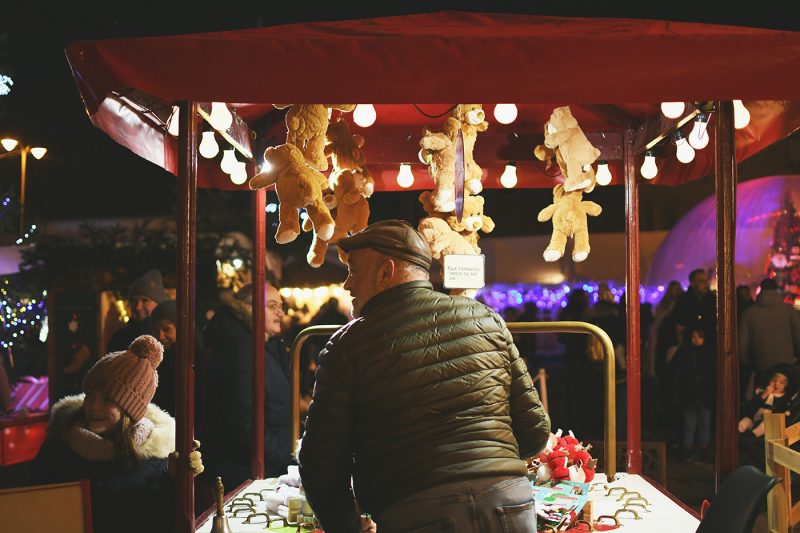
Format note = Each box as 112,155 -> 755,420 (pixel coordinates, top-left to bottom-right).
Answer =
168,439 -> 204,478
360,513 -> 377,533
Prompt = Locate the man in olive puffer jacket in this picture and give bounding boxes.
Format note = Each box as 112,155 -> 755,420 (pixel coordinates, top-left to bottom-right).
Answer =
299,220 -> 551,533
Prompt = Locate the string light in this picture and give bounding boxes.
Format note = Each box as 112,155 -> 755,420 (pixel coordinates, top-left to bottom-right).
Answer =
500,163 -> 518,188
15,224 -> 37,245
673,130 -> 695,163
397,163 -> 415,188
733,100 -> 751,129
595,160 -> 612,186
660,102 -> 685,119
198,131 -> 220,159
353,104 -> 377,127
640,150 -> 658,179
688,113 -> 710,149
493,104 -> 518,124
1,138 -> 19,151
209,102 -> 233,131
220,149 -> 238,174
0,74 -> 13,96
229,161 -> 248,185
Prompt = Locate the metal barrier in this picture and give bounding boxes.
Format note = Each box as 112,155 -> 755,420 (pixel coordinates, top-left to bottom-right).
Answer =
290,320 -> 616,479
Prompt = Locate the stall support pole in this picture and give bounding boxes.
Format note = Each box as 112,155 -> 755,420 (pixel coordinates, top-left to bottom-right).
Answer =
251,188 -> 267,479
624,129 -> 642,474
714,100 -> 739,488
176,100 -> 198,533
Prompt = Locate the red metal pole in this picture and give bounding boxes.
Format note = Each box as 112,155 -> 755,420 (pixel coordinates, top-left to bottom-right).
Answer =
176,100 -> 198,533
714,101 -> 739,488
624,128 -> 642,474
251,188 -> 267,479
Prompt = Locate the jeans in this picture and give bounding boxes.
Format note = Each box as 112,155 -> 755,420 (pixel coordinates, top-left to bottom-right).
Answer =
373,475 -> 537,533
683,405 -> 712,449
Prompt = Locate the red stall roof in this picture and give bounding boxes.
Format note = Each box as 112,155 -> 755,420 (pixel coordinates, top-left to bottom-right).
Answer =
65,11 -> 800,190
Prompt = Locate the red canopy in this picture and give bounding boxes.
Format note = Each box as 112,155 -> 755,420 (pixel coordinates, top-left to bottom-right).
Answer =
65,11 -> 800,190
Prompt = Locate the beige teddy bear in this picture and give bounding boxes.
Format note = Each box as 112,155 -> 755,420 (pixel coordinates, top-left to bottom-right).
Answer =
534,106 -> 600,193
446,194 -> 495,253
273,104 -> 356,171
537,183 -> 602,262
324,119 -> 366,171
304,169 -> 370,267
249,143 -> 335,244
418,129 -> 456,212
446,104 -> 488,195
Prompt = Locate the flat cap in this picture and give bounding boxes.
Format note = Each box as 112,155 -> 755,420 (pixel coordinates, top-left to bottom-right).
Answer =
337,220 -> 432,270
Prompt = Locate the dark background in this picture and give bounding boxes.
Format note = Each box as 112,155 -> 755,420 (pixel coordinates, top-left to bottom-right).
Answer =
2,1 -> 799,250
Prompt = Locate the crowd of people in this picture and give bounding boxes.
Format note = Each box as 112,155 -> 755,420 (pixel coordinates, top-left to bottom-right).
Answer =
8,217 -> 800,532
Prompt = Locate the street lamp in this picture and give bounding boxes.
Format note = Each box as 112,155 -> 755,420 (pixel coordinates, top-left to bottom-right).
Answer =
0,138 -> 47,235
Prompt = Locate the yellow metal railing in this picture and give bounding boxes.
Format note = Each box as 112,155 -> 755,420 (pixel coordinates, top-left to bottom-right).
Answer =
765,412 -> 800,532
290,320 -> 616,479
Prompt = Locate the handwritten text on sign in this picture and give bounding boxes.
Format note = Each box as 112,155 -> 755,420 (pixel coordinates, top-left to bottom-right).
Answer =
443,254 -> 485,289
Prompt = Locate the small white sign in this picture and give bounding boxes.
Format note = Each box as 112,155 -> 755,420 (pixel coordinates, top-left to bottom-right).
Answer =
443,254 -> 485,289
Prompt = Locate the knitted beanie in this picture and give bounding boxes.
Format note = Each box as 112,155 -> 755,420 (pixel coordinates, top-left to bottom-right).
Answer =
128,269 -> 167,303
84,335 -> 164,421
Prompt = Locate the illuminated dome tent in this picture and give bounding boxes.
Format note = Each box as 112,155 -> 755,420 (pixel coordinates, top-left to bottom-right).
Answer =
646,174 -> 800,289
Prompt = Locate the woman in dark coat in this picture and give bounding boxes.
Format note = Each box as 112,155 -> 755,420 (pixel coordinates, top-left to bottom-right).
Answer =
29,336 -> 202,533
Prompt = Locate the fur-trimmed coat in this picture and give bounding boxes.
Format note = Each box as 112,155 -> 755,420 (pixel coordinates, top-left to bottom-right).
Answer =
30,394 -> 176,533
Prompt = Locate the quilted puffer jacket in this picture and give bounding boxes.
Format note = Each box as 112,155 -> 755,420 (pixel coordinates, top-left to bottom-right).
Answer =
299,281 -> 550,531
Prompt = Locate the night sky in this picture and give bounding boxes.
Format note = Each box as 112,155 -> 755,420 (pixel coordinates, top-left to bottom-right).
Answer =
2,2 -> 798,249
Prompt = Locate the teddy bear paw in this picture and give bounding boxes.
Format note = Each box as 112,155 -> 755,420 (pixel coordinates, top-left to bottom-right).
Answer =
307,253 -> 324,269
317,223 -> 335,242
564,179 -> 592,192
275,229 -> 300,244
543,249 -> 563,262
572,250 -> 589,262
467,180 -> 483,194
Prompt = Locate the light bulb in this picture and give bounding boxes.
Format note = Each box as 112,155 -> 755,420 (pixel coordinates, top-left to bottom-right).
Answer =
167,106 -> 180,136
660,102 -> 685,119
674,131 -> 695,164
688,113 -> 710,149
493,104 -> 518,125
1,138 -> 18,151
500,163 -> 518,188
396,163 -> 414,188
595,160 -> 612,186
230,161 -> 248,185
733,100 -> 750,129
198,131 -> 220,159
30,147 -> 47,160
353,104 -> 377,127
640,150 -> 658,179
260,160 -> 273,174
209,102 -> 233,131
220,149 -> 238,174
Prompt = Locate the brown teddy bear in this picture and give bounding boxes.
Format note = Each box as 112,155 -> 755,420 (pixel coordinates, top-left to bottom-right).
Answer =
537,183 -> 602,262
418,129 -> 457,212
324,119 -> 366,171
534,106 -> 600,193
249,143 -> 335,244
304,169 -> 370,268
273,104 -> 356,171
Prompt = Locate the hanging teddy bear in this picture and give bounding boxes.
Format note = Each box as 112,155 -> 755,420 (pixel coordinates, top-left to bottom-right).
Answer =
273,104 -> 356,170
249,143 -> 334,245
533,106 -> 600,193
537,183 -> 602,262
418,104 -> 487,213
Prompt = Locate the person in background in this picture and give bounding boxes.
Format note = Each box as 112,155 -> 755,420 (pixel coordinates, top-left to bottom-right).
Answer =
29,335 -> 203,533
299,220 -> 549,533
673,268 -> 717,346
740,277 -> 800,386
736,284 -> 755,325
108,269 -> 167,352
201,281 -> 293,487
675,327 -> 716,463
150,299 -> 177,417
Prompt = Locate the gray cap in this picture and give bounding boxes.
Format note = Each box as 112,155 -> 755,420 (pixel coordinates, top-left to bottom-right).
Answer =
128,269 -> 167,303
337,219 -> 432,270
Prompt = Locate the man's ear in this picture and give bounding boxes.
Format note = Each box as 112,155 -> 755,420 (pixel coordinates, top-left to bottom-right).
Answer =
376,257 -> 397,287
